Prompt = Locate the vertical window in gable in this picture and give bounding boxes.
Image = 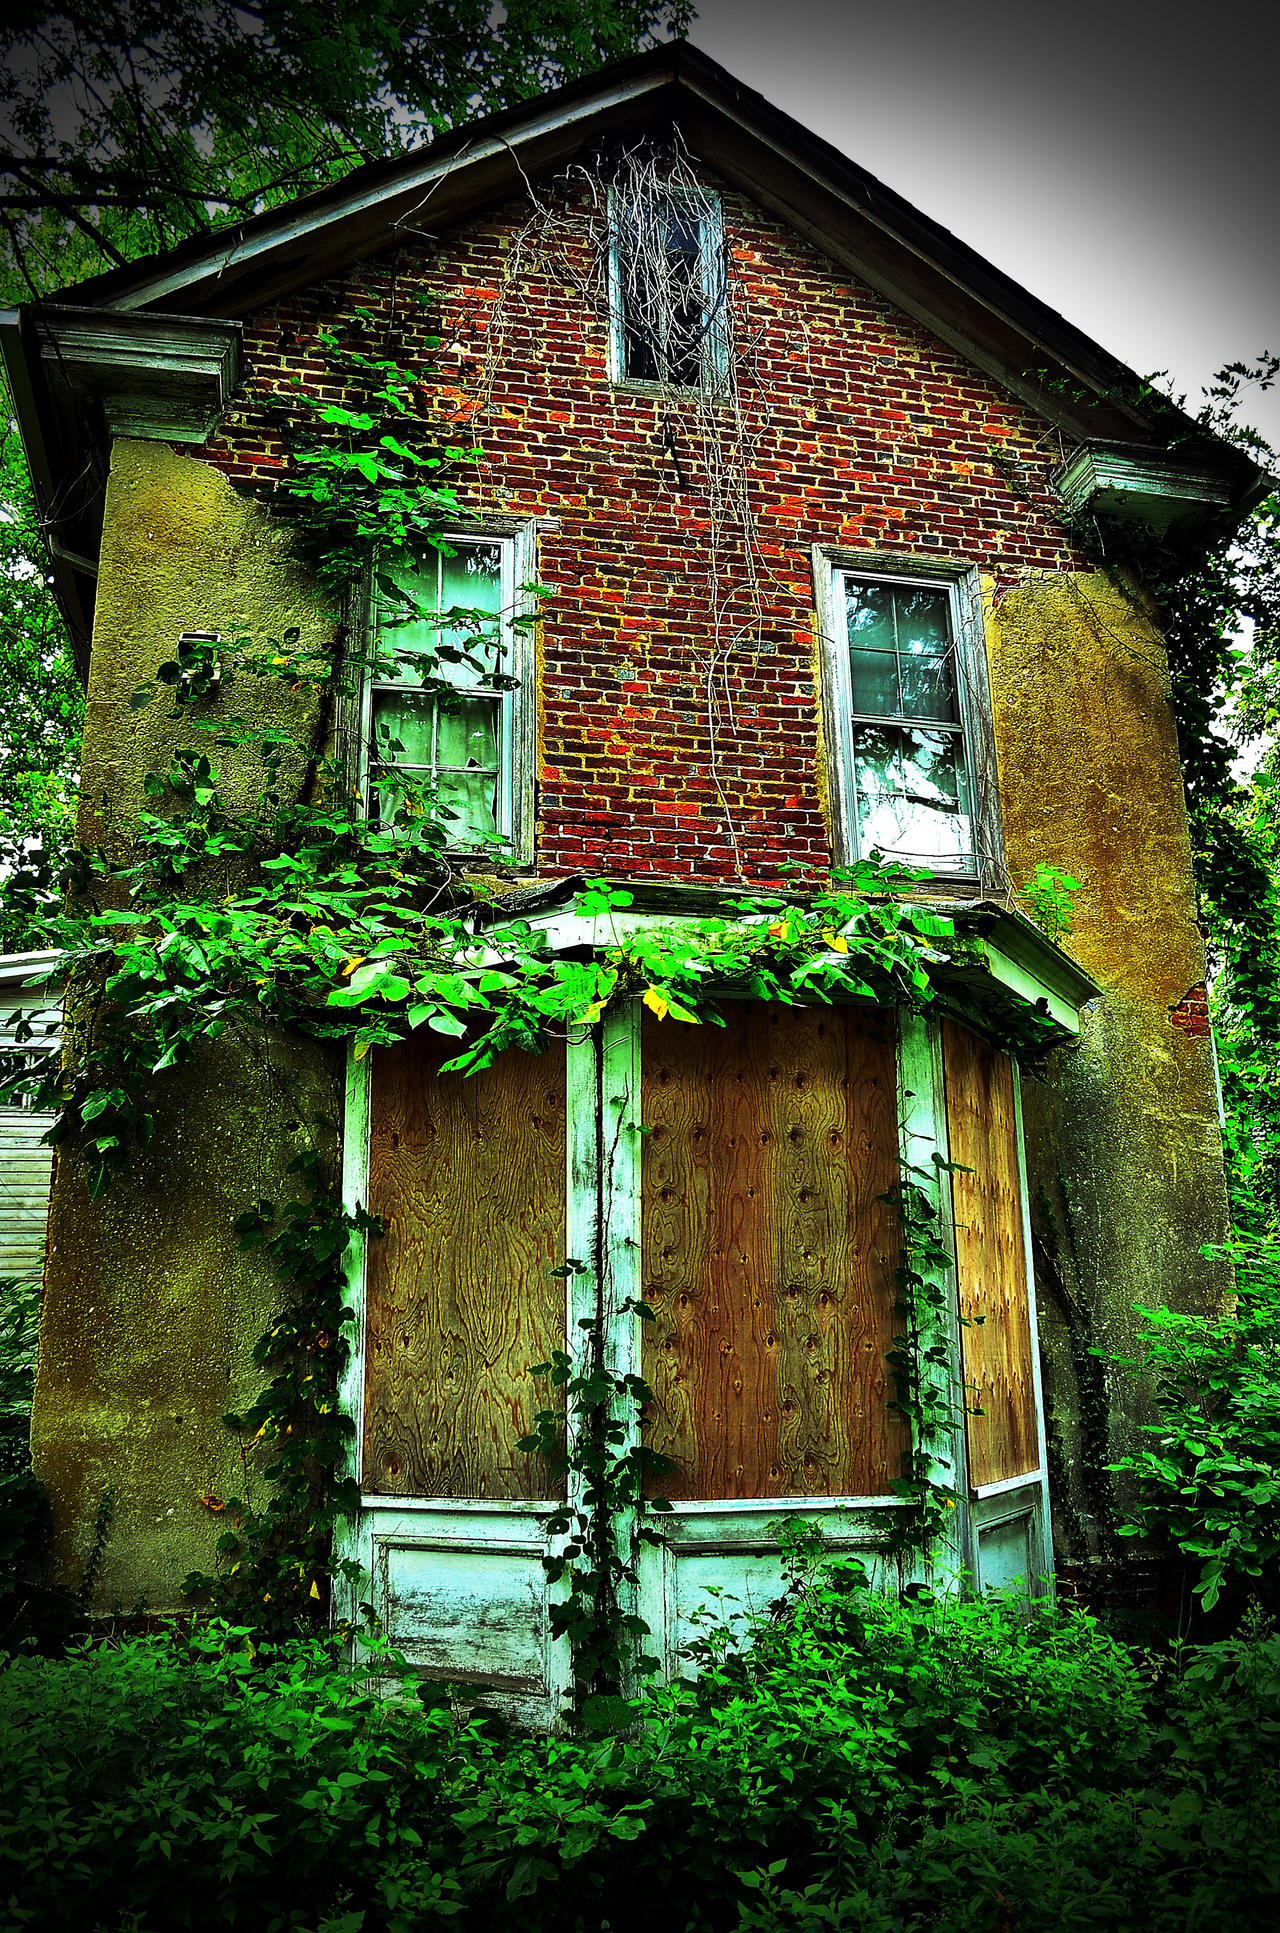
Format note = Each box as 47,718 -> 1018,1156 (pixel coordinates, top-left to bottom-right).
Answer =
609,183 -> 727,390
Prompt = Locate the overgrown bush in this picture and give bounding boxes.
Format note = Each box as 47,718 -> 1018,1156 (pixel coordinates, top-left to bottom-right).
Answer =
3,1577 -> 1280,1931
1112,1236 -> 1280,1612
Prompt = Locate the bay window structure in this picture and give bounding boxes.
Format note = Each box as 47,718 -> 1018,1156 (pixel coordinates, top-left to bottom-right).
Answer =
814,556 -> 998,883
337,892 -> 1096,1726
363,529 -> 536,862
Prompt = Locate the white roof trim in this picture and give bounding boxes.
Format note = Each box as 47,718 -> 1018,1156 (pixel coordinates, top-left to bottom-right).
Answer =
109,70 -> 674,313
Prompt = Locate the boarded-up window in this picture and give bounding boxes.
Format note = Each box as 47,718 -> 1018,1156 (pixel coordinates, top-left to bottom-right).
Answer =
641,1002 -> 902,1500
941,1019 -> 1038,1487
362,1035 -> 567,1501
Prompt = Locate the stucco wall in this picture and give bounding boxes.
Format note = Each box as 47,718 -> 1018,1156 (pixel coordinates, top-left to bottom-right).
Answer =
986,571 -> 1231,1564
33,441 -> 339,1609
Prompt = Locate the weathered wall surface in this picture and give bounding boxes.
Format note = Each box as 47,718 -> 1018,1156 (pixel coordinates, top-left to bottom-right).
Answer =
33,163 -> 1231,1600
34,440 -> 339,1609
986,572 -> 1231,1565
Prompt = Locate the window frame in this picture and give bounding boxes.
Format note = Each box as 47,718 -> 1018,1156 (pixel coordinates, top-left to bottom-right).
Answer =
811,548 -> 1002,889
606,182 -> 730,393
356,522 -> 538,867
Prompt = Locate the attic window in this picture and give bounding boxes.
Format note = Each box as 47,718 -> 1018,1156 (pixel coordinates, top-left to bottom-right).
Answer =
609,183 -> 727,390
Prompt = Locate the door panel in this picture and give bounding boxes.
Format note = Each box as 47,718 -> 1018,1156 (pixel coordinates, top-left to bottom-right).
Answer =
640,1002 -> 902,1500
362,1033 -> 567,1501
941,1020 -> 1039,1488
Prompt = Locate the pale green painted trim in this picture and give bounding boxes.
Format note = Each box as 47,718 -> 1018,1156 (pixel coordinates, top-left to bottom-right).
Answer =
600,1002 -> 643,1378
1010,1063 -> 1055,1598
484,906 -> 1088,1040
333,1042 -> 372,1627
897,1011 -> 970,1585
1054,443 -> 1234,529
34,305 -> 242,442
564,1025 -> 601,1519
600,1001 -> 646,1671
974,937 -> 1082,1036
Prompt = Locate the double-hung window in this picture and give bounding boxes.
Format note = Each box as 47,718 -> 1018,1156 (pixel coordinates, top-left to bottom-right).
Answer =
609,184 -> 728,390
815,560 -> 994,880
364,530 -> 535,863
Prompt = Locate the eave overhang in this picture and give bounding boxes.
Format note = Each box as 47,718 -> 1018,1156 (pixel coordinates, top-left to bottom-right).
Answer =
31,306 -> 244,443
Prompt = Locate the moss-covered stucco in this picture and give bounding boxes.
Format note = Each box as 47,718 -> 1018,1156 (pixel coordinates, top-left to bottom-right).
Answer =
32,439 -> 338,1610
79,438 -> 331,853
984,570 -> 1231,1562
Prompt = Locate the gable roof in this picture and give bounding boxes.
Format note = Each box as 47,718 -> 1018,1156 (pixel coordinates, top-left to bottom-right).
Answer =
31,42 -> 1228,447
1,41 -> 1269,671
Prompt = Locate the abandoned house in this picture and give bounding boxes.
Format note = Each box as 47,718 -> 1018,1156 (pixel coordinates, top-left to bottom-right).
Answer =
1,43 -> 1267,1720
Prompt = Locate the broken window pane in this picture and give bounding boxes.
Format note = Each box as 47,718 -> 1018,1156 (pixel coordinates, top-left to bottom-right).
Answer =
370,539 -> 507,846
616,190 -> 725,388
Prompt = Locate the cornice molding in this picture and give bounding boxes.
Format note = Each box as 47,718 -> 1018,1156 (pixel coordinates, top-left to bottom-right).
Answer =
1054,440 -> 1242,532
33,306 -> 243,443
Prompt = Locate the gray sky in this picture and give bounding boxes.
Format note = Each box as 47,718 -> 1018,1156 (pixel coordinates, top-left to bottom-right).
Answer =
689,0 -> 1280,452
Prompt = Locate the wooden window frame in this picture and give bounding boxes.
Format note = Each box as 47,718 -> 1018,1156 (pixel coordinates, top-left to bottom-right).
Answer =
811,548 -> 1004,891
353,522 -> 538,867
606,183 -> 730,394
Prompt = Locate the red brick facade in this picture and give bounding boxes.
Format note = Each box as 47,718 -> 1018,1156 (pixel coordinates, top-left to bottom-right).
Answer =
1170,982 -> 1212,1037
202,169 -> 1091,885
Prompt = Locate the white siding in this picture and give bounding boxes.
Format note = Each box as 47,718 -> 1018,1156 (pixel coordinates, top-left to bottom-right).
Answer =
0,952 -> 61,1288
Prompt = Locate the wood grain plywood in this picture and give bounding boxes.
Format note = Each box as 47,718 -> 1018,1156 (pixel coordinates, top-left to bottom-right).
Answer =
941,1019 -> 1038,1487
641,1003 -> 902,1500
362,1035 -> 566,1500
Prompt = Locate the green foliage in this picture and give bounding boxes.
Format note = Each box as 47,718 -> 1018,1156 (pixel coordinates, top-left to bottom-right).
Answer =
4,1584 -> 1280,1929
1020,861 -> 1082,942
1111,1237 -> 1280,1612
519,1304 -> 675,1727
180,1157 -> 382,1641
1205,755 -> 1280,1235
881,1171 -> 965,1565
0,1 -> 694,294
0,404 -> 82,951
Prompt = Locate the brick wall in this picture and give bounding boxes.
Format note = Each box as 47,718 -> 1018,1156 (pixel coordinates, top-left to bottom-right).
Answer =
202,167 -> 1091,886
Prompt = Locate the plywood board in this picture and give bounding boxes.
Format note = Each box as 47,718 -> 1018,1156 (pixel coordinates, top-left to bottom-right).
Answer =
941,1020 -> 1038,1487
641,1002 -> 902,1500
362,1035 -> 566,1500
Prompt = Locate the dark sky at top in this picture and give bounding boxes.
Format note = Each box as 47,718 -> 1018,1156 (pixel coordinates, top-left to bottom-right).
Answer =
690,0 -> 1280,450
